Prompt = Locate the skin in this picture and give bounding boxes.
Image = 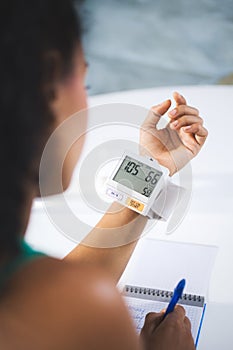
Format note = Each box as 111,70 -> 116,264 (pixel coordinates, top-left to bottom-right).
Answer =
0,46 -> 207,349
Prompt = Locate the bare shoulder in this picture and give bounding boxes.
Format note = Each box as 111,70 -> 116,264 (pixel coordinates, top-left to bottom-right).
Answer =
0,257 -> 140,350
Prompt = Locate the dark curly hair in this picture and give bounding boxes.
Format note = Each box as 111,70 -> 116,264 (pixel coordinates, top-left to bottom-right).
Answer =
0,0 -> 83,256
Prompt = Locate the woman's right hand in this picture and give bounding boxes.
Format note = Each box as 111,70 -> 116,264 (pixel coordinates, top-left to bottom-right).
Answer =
140,305 -> 195,350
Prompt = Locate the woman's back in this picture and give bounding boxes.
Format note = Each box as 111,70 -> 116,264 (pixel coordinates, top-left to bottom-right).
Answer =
0,255 -> 139,350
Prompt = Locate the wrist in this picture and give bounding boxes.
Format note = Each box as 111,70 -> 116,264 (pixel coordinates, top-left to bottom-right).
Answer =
139,147 -> 177,176
97,201 -> 146,229
112,202 -> 142,224
156,154 -> 178,177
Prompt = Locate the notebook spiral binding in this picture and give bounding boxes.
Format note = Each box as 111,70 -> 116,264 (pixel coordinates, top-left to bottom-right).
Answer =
123,284 -> 204,307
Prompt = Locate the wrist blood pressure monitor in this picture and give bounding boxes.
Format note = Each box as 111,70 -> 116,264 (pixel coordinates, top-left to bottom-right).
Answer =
105,152 -> 171,218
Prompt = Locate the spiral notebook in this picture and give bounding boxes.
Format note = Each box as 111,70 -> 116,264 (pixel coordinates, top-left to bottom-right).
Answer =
119,238 -> 217,347
123,284 -> 205,346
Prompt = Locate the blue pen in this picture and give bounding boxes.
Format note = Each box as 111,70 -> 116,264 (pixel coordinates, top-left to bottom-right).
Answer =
164,279 -> 186,318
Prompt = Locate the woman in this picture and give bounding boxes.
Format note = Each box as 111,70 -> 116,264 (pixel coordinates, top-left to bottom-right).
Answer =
0,1 -> 208,349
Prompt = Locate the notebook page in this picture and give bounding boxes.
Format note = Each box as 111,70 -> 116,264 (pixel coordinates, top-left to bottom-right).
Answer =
119,238 -> 218,297
124,295 -> 204,343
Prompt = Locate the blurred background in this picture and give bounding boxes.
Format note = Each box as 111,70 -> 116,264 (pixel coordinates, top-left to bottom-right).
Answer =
81,0 -> 233,95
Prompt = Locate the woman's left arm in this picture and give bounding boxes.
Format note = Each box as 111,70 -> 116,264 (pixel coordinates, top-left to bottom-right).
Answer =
65,202 -> 147,283
65,92 -> 208,283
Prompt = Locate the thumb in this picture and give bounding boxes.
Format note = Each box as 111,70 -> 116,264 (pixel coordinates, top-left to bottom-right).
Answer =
141,311 -> 165,333
146,100 -> 171,127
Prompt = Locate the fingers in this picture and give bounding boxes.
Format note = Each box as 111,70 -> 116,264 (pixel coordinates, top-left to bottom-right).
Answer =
168,92 -> 208,148
184,124 -> 208,146
164,306 -> 192,333
170,115 -> 203,130
184,315 -> 192,330
170,91 -> 198,119
142,306 -> 192,340
145,311 -> 164,327
143,305 -> 188,332
173,91 -> 187,106
147,99 -> 171,126
169,105 -> 199,120
142,311 -> 164,333
166,304 -> 186,321
170,113 -> 207,147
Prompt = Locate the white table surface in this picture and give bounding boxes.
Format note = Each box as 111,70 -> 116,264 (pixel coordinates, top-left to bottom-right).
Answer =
26,85 -> 233,349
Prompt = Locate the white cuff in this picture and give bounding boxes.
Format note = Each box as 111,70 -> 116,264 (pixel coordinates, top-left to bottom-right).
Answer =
147,180 -> 186,220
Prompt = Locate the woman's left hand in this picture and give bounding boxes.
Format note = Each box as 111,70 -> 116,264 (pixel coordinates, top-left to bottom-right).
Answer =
140,92 -> 208,175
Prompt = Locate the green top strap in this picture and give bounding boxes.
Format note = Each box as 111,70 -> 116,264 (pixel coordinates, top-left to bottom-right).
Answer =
0,240 -> 45,288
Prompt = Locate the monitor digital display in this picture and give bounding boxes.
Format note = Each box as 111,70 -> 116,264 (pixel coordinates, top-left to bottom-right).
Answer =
113,156 -> 162,198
